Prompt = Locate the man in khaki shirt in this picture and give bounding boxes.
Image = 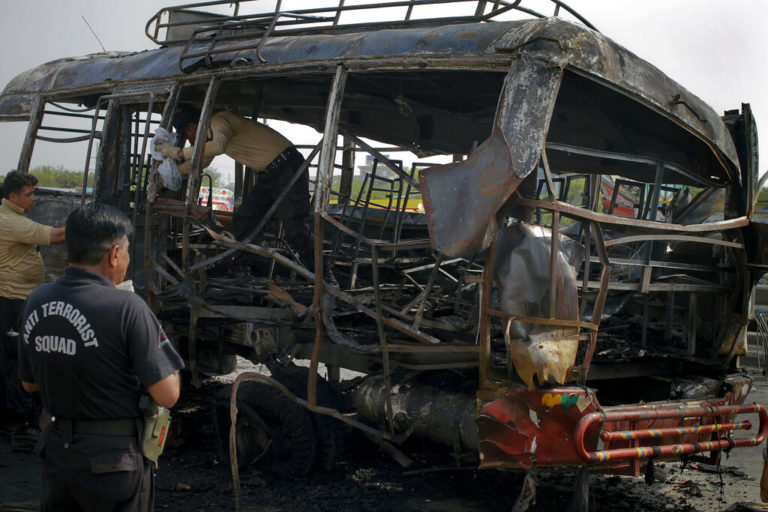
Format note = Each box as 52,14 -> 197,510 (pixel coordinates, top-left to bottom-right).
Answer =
0,170 -> 65,417
156,107 -> 314,271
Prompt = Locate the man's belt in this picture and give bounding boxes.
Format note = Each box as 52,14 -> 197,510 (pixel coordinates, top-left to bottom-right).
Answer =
265,146 -> 299,172
52,417 -> 138,436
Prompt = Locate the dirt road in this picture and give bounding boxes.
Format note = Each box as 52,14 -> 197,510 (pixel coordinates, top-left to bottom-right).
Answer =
2,367 -> 767,512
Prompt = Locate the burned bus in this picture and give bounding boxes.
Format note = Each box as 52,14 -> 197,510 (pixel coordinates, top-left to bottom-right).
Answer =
2,0 -> 766,502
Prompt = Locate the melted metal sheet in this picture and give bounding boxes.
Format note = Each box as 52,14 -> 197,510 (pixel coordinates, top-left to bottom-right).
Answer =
420,126 -> 522,257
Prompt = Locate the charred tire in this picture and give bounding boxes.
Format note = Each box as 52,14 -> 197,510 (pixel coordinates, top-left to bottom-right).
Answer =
214,381 -> 316,477
196,343 -> 238,377
271,364 -> 346,471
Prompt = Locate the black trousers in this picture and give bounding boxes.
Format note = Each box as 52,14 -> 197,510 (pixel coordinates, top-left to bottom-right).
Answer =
41,424 -> 153,512
232,146 -> 314,269
0,296 -> 36,415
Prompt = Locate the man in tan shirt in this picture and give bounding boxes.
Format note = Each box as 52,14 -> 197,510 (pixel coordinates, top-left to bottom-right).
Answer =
156,107 -> 314,271
0,170 -> 65,417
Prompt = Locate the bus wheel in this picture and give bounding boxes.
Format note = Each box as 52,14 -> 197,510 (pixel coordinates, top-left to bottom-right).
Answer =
214,381 -> 316,477
270,364 -> 346,471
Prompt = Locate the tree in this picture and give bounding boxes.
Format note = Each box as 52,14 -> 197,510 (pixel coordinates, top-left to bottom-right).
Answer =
15,164 -> 230,191
27,165 -> 92,189
200,167 -> 223,189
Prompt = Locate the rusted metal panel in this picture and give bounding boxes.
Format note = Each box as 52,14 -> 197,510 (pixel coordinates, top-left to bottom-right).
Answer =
420,126 -> 521,257
0,58 -> 68,99
0,22 -> 514,98
493,18 -> 740,177
0,94 -> 35,121
495,57 -> 563,181
16,96 -> 44,173
310,65 -> 348,407
152,198 -> 212,220
477,385 -> 598,470
478,377 -> 759,474
110,82 -> 175,103
513,195 -> 751,233
420,57 -> 564,258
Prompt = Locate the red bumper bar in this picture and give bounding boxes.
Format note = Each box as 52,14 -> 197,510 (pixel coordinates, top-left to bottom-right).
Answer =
600,420 -> 752,443
575,403 -> 768,464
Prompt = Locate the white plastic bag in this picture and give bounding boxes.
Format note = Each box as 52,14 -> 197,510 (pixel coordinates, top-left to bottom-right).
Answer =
152,127 -> 182,191
157,159 -> 182,191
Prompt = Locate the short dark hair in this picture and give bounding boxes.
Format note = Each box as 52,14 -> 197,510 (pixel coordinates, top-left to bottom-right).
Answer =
66,203 -> 134,265
3,170 -> 37,198
171,105 -> 201,135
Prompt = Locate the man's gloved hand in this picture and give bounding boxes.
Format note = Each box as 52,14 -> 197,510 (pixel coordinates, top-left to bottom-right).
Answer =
155,140 -> 182,160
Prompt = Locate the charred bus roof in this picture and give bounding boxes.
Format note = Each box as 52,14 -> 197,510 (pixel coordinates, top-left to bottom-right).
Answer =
0,12 -> 741,189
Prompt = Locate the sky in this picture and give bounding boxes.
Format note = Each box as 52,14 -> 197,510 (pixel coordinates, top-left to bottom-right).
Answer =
0,0 -> 765,181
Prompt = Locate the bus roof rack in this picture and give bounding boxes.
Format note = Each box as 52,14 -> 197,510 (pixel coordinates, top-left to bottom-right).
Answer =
146,0 -> 598,47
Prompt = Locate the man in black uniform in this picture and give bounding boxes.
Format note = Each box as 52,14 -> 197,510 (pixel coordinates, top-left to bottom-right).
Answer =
18,203 -> 184,512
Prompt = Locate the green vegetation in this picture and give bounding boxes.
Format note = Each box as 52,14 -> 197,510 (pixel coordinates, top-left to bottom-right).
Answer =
13,165 -> 228,191
29,165 -> 92,189
199,168 -> 229,189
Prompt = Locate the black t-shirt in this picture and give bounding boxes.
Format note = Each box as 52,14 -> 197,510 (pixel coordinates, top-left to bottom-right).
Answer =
18,267 -> 184,420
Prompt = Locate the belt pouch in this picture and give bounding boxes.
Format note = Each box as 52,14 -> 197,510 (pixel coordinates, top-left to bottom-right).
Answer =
139,398 -> 172,468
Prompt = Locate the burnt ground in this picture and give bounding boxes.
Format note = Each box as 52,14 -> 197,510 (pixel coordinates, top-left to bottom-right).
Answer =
2,367 -> 767,512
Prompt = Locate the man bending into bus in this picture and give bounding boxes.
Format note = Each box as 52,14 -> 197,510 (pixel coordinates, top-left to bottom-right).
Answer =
155,106 -> 314,273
